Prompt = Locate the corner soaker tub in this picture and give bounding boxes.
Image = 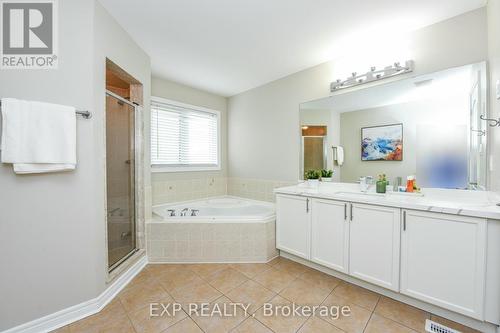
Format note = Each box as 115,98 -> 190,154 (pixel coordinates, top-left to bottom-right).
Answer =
147,196 -> 278,263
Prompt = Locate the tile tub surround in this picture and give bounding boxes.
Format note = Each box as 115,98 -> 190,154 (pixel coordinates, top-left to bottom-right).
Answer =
151,177 -> 298,205
152,177 -> 228,205
52,259 -> 481,333
147,221 -> 278,263
227,178 -> 297,202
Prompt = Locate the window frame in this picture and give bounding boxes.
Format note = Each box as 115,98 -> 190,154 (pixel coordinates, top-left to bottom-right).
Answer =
150,96 -> 221,173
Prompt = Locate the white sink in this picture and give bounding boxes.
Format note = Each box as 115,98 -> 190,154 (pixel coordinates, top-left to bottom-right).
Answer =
335,191 -> 425,198
335,191 -> 385,197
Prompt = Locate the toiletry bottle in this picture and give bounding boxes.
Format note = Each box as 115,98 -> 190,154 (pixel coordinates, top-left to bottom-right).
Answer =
394,176 -> 402,192
406,176 -> 414,193
376,174 -> 387,193
413,178 -> 419,192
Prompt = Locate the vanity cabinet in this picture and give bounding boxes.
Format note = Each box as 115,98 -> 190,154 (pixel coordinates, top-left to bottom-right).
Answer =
275,193 -> 491,321
400,210 -> 487,319
349,203 -> 401,291
310,199 -> 349,274
276,194 -> 311,259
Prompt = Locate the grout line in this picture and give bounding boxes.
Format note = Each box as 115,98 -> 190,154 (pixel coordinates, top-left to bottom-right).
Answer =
367,296 -> 427,332
293,314 -> 312,333
253,316 -> 278,333
180,306 -> 206,333
250,274 -> 295,298
314,288 -> 349,332
361,297 -> 379,333
372,311 -> 422,333
117,297 -> 140,333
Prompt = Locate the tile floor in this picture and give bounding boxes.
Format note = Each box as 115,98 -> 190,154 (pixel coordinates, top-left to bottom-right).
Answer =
52,257 -> 480,333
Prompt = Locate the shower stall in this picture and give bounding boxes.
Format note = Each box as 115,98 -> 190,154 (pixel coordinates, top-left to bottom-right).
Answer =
105,91 -> 138,270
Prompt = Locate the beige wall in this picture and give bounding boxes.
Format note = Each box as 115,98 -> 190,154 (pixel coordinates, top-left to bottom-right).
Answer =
150,77 -> 228,204
228,8 -> 488,182
488,0 -> 500,191
0,1 -> 151,330
0,1 -> 96,330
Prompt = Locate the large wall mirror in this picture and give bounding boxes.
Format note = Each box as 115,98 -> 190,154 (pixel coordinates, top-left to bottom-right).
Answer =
300,62 -> 488,190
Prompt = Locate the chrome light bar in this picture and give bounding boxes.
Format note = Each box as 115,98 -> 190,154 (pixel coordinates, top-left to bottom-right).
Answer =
330,60 -> 414,92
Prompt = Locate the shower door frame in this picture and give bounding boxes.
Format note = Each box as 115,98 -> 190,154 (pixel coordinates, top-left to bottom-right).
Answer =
105,90 -> 140,272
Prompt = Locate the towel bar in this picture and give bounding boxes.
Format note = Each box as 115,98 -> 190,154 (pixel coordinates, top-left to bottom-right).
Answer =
0,100 -> 91,119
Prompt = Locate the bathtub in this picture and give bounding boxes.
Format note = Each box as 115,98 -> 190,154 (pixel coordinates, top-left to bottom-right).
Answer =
153,196 -> 275,222
147,196 -> 278,263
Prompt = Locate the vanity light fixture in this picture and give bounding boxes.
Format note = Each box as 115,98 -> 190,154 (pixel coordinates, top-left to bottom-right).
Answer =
330,60 -> 414,92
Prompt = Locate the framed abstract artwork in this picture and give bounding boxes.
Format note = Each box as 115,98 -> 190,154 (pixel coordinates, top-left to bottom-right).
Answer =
361,123 -> 403,161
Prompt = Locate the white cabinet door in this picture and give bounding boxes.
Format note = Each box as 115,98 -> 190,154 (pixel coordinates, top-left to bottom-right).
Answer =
400,210 -> 486,320
349,203 -> 400,291
276,194 -> 311,259
311,199 -> 349,273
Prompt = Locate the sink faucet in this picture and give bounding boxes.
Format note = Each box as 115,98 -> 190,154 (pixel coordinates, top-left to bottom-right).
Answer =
180,208 -> 189,216
359,176 -> 374,192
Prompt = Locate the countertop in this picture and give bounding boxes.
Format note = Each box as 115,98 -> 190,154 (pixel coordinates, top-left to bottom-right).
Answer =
274,182 -> 500,220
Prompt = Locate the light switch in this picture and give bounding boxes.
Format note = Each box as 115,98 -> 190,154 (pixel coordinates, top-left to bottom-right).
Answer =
497,80 -> 500,100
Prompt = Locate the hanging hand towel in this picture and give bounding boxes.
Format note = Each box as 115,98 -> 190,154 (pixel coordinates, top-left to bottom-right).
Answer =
336,146 -> 344,166
0,98 -> 76,174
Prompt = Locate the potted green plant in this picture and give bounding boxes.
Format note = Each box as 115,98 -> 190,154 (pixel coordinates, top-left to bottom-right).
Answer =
320,169 -> 333,182
304,169 -> 321,188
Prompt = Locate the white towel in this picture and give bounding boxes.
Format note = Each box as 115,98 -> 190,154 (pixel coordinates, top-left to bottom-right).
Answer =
0,98 -> 76,174
336,146 -> 344,166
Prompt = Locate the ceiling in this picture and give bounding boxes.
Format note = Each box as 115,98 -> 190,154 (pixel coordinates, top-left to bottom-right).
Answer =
98,0 -> 486,97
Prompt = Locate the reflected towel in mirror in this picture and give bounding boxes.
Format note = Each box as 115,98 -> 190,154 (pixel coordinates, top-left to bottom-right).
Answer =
334,146 -> 344,166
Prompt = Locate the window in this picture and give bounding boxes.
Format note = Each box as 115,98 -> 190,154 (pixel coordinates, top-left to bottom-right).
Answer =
151,97 -> 220,172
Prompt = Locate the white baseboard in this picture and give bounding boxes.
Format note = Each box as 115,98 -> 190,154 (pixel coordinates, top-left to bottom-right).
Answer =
2,255 -> 147,333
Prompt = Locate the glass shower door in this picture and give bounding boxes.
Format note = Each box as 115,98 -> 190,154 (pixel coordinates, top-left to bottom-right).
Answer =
106,92 -> 136,270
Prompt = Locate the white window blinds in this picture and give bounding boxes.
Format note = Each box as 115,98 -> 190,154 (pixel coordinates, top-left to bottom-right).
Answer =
151,99 -> 219,168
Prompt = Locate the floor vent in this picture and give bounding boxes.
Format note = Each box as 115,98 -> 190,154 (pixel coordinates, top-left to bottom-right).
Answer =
425,319 -> 461,333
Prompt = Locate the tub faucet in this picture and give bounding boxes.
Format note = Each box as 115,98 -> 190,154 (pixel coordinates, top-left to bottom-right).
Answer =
180,208 -> 189,216
167,209 -> 176,217
191,209 -> 199,217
